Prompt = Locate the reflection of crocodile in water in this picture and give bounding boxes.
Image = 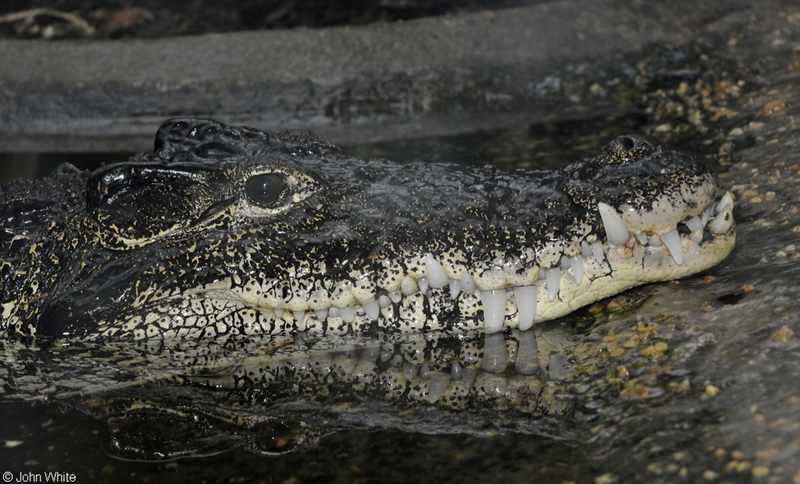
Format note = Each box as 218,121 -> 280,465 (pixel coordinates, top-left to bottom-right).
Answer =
1,327 -> 582,457
1,118 -> 735,340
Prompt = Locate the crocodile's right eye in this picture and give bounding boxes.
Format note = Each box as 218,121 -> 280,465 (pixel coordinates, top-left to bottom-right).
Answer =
245,173 -> 287,208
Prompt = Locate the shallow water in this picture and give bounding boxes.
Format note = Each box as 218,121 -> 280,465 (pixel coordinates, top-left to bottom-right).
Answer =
2,5 -> 800,484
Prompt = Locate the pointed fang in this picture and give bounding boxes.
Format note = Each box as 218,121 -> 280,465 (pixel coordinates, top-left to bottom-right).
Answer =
364,300 -> 380,321
449,278 -> 461,300
569,255 -> 584,285
545,268 -> 561,301
660,228 -> 684,265
513,285 -> 537,331
425,256 -> 449,288
480,290 -> 507,334
597,202 -> 630,245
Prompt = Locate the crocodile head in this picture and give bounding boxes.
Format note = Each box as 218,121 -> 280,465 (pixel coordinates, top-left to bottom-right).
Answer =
0,119 -> 735,340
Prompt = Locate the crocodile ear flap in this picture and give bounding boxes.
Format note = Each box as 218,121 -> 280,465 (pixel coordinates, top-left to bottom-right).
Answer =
86,162 -> 227,248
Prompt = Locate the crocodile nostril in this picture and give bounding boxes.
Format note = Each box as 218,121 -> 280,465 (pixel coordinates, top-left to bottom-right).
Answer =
617,135 -> 636,151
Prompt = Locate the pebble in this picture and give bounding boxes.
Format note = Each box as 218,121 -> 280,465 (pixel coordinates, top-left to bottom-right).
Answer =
641,342 -> 668,358
594,473 -> 617,483
771,326 -> 794,342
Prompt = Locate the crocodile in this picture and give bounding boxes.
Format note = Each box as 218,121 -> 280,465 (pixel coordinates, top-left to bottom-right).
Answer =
0,118 -> 735,341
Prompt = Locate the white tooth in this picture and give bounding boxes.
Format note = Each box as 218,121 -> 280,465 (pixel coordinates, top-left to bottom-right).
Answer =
274,308 -> 283,317
703,205 -> 714,226
293,310 -> 305,321
545,267 -> 561,301
581,241 -> 593,258
339,305 -> 355,322
569,255 -> 584,285
449,278 -> 461,299
379,295 -> 391,308
418,277 -> 429,294
513,285 -> 537,331
480,289 -> 507,333
425,256 -> 449,288
710,209 -> 733,234
315,309 -> 328,320
389,290 -> 402,304
401,276 -> 417,295
591,242 -> 605,262
649,234 -> 662,247
685,216 -> 703,233
428,372 -> 450,404
716,192 -> 734,213
328,307 -> 340,318
364,300 -> 380,321
690,230 -> 703,244
636,233 -> 649,245
560,255 -> 571,269
460,272 -> 476,293
597,202 -> 630,245
660,228 -> 684,265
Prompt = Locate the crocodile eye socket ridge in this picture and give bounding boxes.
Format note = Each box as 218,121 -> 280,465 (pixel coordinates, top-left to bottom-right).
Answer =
245,173 -> 287,207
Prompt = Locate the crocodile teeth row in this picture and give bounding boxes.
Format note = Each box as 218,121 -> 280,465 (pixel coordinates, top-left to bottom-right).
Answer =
302,260 -> 593,334
596,192 -> 734,266
273,244 -> 604,332
260,194 -> 733,334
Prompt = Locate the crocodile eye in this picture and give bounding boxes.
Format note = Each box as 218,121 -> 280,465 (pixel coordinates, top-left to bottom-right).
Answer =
245,173 -> 287,207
